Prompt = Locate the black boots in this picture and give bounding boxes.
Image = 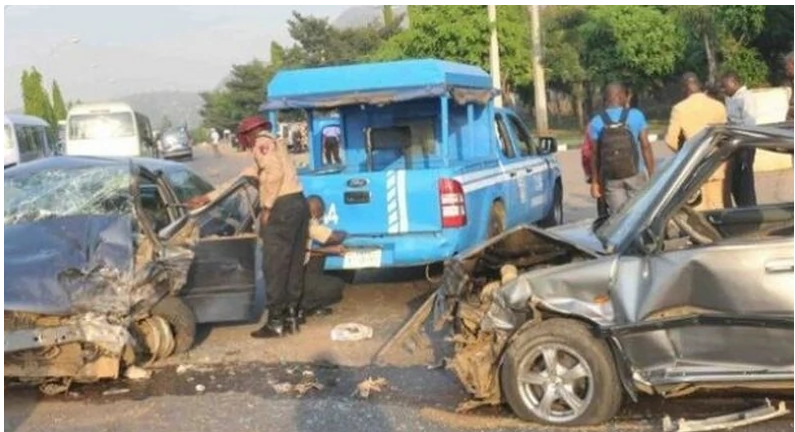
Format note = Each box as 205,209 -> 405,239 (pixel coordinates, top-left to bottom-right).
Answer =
250,306 -> 333,338
250,307 -> 301,339
250,312 -> 286,338
284,307 -> 301,334
296,307 -> 333,325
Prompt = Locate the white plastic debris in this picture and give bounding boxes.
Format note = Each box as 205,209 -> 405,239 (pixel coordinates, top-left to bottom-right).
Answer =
124,366 -> 152,380
195,384 -> 206,393
330,323 -> 374,342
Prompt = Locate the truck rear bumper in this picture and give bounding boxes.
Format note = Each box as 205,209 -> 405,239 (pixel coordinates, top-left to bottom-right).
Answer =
323,231 -> 458,270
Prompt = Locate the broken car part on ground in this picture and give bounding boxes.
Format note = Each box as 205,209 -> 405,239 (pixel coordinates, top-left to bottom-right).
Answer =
393,123 -> 794,427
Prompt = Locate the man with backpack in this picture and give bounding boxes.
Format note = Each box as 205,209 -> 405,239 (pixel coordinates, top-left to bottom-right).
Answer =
589,83 -> 655,215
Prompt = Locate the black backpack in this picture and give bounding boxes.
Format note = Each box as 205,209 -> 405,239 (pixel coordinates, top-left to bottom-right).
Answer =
598,109 -> 638,180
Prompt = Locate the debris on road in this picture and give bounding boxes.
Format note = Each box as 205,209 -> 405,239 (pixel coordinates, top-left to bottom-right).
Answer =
330,323 -> 374,342
662,399 -> 789,432
102,388 -> 130,397
271,382 -> 293,394
124,366 -> 152,380
294,372 -> 324,397
194,384 -> 206,393
353,376 -> 388,399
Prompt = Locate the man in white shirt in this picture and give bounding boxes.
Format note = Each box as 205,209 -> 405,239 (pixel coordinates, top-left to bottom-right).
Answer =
721,72 -> 757,207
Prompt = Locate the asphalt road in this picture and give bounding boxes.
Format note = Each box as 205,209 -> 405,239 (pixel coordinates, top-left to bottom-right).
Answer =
5,145 -> 794,432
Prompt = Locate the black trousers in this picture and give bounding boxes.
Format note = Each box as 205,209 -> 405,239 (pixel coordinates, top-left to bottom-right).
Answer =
300,256 -> 344,312
730,148 -> 757,207
323,137 -> 342,164
261,192 -> 309,316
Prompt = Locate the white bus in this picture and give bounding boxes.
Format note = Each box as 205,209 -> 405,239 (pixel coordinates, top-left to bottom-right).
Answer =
4,114 -> 53,169
65,102 -> 157,158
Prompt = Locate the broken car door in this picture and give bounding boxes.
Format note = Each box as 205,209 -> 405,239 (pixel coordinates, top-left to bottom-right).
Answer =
179,180 -> 263,324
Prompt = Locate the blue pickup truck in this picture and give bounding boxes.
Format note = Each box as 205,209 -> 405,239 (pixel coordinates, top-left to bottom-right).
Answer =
261,59 -> 562,271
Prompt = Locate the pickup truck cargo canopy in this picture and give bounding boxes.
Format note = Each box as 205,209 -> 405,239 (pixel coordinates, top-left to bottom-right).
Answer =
261,59 -> 499,110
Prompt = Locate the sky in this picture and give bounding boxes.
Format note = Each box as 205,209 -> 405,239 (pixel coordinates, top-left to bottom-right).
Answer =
3,5 -> 351,109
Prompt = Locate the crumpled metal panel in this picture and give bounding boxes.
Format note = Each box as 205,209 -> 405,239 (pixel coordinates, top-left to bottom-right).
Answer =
5,215 -> 137,316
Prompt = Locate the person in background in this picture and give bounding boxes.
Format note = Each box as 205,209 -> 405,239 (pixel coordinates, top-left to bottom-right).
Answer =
298,196 -> 348,320
322,125 -> 343,165
589,83 -> 655,214
721,72 -> 758,207
664,72 -> 729,210
580,125 -> 608,218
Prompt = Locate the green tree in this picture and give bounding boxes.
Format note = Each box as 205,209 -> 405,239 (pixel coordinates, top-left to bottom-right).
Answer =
200,59 -> 275,131
21,67 -> 57,128
375,6 -> 531,101
580,6 -> 685,92
542,6 -> 590,126
279,8 -> 403,68
51,80 -> 67,121
670,6 -> 767,84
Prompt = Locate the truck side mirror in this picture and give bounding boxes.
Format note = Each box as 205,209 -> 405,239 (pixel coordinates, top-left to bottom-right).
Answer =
538,136 -> 558,154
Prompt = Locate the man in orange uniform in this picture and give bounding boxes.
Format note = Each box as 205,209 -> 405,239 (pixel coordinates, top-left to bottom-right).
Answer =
664,73 -> 728,210
238,116 -> 310,339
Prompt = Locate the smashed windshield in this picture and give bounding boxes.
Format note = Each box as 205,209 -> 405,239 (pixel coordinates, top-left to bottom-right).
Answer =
68,113 -> 135,140
4,165 -> 132,225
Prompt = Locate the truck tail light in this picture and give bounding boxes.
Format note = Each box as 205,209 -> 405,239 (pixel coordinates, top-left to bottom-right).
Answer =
439,178 -> 467,228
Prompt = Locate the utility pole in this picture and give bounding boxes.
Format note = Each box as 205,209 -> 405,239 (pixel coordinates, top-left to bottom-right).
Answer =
530,5 -> 548,133
488,5 -> 503,108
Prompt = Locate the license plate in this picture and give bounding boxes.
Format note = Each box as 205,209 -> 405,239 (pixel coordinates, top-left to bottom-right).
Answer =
342,249 -> 382,269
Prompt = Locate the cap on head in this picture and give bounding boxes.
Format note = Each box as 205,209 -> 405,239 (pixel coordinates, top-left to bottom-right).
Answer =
237,116 -> 272,150
238,116 -> 271,135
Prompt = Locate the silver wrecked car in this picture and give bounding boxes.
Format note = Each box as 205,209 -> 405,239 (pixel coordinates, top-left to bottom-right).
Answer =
430,123 -> 793,426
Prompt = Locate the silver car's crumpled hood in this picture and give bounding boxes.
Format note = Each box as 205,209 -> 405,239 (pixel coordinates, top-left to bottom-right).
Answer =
544,218 -> 608,255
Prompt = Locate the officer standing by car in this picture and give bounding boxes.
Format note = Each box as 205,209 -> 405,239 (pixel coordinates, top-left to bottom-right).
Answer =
589,83 -> 655,214
235,116 -> 310,339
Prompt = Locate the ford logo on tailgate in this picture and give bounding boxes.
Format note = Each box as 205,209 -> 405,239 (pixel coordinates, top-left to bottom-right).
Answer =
347,178 -> 368,188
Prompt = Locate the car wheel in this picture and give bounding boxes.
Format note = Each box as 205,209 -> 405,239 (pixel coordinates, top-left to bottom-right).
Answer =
539,182 -> 563,227
488,201 -> 506,239
501,318 -> 622,426
151,297 -> 197,355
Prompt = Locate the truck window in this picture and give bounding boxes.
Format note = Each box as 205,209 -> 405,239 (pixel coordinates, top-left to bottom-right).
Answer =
508,115 -> 537,157
368,118 -> 436,170
495,116 -> 515,158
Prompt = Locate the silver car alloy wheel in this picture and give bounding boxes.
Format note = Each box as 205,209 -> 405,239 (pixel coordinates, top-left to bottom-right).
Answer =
516,342 -> 594,424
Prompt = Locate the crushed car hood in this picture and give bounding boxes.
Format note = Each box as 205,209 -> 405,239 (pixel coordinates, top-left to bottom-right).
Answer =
5,215 -> 136,316
544,219 -> 608,255
4,215 -> 197,317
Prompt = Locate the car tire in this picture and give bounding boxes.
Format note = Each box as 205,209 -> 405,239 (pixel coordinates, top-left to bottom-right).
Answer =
151,297 -> 197,355
539,181 -> 563,227
488,201 -> 506,239
500,318 -> 622,426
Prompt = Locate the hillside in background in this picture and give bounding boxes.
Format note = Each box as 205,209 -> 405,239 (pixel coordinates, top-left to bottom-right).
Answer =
120,91 -> 203,129
333,5 -> 408,29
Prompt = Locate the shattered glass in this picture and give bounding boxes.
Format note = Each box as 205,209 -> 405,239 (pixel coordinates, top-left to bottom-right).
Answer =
4,165 -> 132,226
